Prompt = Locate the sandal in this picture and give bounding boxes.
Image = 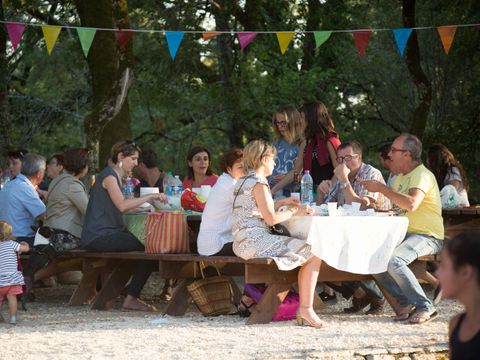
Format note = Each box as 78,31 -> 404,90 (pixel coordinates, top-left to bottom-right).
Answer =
408,310 -> 438,325
393,306 -> 415,322
237,296 -> 255,318
122,298 -> 158,312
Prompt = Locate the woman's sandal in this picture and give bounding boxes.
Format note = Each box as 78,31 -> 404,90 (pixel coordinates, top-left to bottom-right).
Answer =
237,297 -> 255,318
393,306 -> 416,322
408,311 -> 438,325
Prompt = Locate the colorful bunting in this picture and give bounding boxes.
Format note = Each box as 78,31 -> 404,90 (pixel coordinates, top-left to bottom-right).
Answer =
115,30 -> 134,49
165,31 -> 185,60
41,25 -> 62,55
237,32 -> 257,50
313,31 -> 332,48
276,32 -> 295,55
76,28 -> 96,58
392,28 -> 413,56
5,22 -> 25,52
437,26 -> 457,55
202,32 -> 221,40
352,30 -> 372,58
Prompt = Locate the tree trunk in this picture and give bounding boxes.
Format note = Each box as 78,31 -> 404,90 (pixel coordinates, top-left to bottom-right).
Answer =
76,0 -> 133,170
0,1 -> 12,158
403,0 -> 432,140
301,0 -> 322,72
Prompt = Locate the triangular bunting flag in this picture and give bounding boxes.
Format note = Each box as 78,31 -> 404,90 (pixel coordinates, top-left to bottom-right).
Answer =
392,28 -> 413,56
41,25 -> 62,55
352,30 -> 372,58
437,26 -> 457,55
115,30 -> 134,49
202,32 -> 221,40
76,28 -> 96,58
313,31 -> 332,48
5,22 -> 25,52
165,31 -> 185,60
276,32 -> 295,55
237,32 -> 257,50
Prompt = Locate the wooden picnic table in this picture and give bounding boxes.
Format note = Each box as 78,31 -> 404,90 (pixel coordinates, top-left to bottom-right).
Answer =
442,207 -> 480,237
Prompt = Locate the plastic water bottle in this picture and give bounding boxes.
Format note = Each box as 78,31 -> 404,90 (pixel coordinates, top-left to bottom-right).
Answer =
164,171 -> 174,196
123,176 -> 134,199
300,170 -> 314,205
171,175 -> 183,209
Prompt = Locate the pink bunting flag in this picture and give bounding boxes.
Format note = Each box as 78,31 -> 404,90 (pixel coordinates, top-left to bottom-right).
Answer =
237,32 -> 257,50
6,22 -> 26,52
115,30 -> 134,49
352,30 -> 372,58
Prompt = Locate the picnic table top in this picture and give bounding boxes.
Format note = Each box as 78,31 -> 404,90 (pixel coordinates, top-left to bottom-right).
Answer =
442,207 -> 480,216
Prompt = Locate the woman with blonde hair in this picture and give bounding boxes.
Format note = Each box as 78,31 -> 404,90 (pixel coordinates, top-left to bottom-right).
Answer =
233,140 -> 324,328
269,106 -> 305,198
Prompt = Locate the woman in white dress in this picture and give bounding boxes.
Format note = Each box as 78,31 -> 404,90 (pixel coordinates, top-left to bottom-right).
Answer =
232,140 -> 324,328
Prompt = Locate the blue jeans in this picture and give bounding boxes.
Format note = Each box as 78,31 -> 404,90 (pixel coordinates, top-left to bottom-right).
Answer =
373,232 -> 443,313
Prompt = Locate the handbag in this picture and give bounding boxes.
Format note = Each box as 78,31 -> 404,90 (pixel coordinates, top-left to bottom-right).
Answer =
144,212 -> 189,254
187,262 -> 234,316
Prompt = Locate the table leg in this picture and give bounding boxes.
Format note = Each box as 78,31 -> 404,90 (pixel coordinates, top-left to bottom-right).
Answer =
229,277 -> 242,305
163,279 -> 193,316
246,283 -> 291,325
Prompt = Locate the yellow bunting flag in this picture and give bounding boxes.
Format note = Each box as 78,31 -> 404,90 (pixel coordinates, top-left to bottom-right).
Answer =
202,32 -> 221,40
276,32 -> 295,55
437,26 -> 457,55
41,25 -> 62,55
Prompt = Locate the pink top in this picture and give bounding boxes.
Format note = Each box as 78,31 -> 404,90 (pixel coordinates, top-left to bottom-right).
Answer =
182,174 -> 219,189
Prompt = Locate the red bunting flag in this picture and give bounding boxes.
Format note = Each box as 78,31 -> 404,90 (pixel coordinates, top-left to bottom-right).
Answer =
5,22 -> 25,52
115,30 -> 134,49
437,26 -> 457,55
202,32 -> 221,40
352,30 -> 372,58
237,32 -> 257,50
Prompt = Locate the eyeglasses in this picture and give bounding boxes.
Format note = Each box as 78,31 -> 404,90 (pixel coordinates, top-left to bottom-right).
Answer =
274,121 -> 288,127
336,154 -> 359,163
390,147 -> 409,154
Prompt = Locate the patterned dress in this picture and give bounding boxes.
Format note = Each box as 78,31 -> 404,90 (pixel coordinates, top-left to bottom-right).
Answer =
232,173 -> 313,271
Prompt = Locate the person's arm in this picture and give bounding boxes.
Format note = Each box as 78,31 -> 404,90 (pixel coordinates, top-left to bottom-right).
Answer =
326,141 -> 339,168
271,141 -> 306,195
19,241 -> 30,253
103,175 -> 167,213
273,197 -> 300,211
68,183 -> 89,216
360,180 -> 426,212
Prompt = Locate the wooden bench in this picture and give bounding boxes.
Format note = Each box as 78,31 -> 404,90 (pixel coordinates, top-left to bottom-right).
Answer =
51,250 -> 439,324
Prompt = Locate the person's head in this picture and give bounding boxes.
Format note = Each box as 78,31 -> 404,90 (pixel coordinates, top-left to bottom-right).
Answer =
110,140 -> 142,174
63,148 -> 89,178
437,231 -> 480,301
186,146 -> 213,180
378,143 -> 393,171
219,147 -> 245,180
47,154 -> 64,179
427,143 -> 469,192
0,221 -> 13,242
301,102 -> 336,141
272,107 -> 305,145
7,150 -> 27,177
135,148 -> 158,179
21,153 -> 46,186
336,141 -> 363,173
243,140 -> 276,176
388,133 -> 422,174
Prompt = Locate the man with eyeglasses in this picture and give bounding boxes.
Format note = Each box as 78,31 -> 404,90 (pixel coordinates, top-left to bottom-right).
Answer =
361,133 -> 444,324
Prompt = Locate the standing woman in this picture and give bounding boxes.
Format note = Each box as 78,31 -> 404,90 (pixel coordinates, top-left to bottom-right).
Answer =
272,101 -> 340,195
182,146 -> 218,189
233,140 -> 324,328
269,107 -> 305,198
427,144 -> 470,207
81,141 -> 168,311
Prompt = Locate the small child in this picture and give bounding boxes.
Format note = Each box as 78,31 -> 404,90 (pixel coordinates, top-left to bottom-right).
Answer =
0,221 -> 29,325
436,231 -> 480,359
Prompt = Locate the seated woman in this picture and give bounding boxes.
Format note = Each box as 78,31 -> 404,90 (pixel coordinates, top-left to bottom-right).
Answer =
232,140 -> 323,328
197,148 -> 245,256
182,146 -> 218,189
81,141 -> 167,311
428,144 -> 470,207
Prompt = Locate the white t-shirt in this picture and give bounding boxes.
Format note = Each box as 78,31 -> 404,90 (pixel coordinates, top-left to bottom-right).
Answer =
0,240 -> 25,286
197,173 -> 236,256
442,166 -> 469,207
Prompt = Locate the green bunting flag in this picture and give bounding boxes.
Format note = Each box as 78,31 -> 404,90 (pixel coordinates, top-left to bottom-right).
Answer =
314,31 -> 332,48
76,28 -> 96,58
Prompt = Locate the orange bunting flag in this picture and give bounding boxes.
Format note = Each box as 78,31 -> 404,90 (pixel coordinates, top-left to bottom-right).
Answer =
41,25 -> 62,55
202,32 -> 221,40
352,30 -> 372,58
115,30 -> 134,49
276,32 -> 295,55
437,26 -> 457,55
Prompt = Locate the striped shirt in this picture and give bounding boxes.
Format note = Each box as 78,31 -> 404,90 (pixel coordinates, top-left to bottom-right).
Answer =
0,240 -> 24,287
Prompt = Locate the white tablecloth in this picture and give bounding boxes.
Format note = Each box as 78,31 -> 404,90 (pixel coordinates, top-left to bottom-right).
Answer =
283,215 -> 409,274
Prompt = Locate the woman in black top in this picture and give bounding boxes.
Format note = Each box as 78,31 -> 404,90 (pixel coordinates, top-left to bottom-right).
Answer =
437,231 -> 480,359
82,140 -> 167,311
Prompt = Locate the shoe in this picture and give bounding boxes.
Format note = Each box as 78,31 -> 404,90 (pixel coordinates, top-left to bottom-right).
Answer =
122,298 -> 158,312
433,285 -> 442,305
365,298 -> 385,315
9,315 -> 16,325
296,310 -> 324,329
318,291 -> 338,304
237,296 -> 255,318
343,295 -> 371,313
408,310 -> 438,324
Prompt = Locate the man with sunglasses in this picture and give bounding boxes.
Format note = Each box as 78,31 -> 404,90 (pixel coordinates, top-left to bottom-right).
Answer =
361,133 -> 444,324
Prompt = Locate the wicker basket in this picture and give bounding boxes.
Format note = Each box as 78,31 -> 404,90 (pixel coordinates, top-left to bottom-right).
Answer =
187,264 -> 233,316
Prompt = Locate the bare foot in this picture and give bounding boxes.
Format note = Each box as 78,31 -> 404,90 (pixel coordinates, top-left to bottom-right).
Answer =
122,295 -> 157,312
297,306 -> 324,328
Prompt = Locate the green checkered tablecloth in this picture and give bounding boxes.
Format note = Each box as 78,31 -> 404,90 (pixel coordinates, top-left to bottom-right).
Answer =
123,213 -> 148,245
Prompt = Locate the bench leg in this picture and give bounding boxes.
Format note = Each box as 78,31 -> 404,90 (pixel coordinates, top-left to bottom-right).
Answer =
164,279 -> 193,316
246,283 -> 291,325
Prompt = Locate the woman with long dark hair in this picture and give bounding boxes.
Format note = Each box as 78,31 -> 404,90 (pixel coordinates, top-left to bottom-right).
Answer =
182,146 -> 218,189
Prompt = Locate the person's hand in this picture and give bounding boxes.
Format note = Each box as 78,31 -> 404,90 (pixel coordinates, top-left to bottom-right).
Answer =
282,197 -> 300,207
272,173 -> 285,184
149,193 -> 168,204
360,180 -> 385,193
296,204 -> 315,216
334,163 -> 350,182
317,180 -> 332,196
